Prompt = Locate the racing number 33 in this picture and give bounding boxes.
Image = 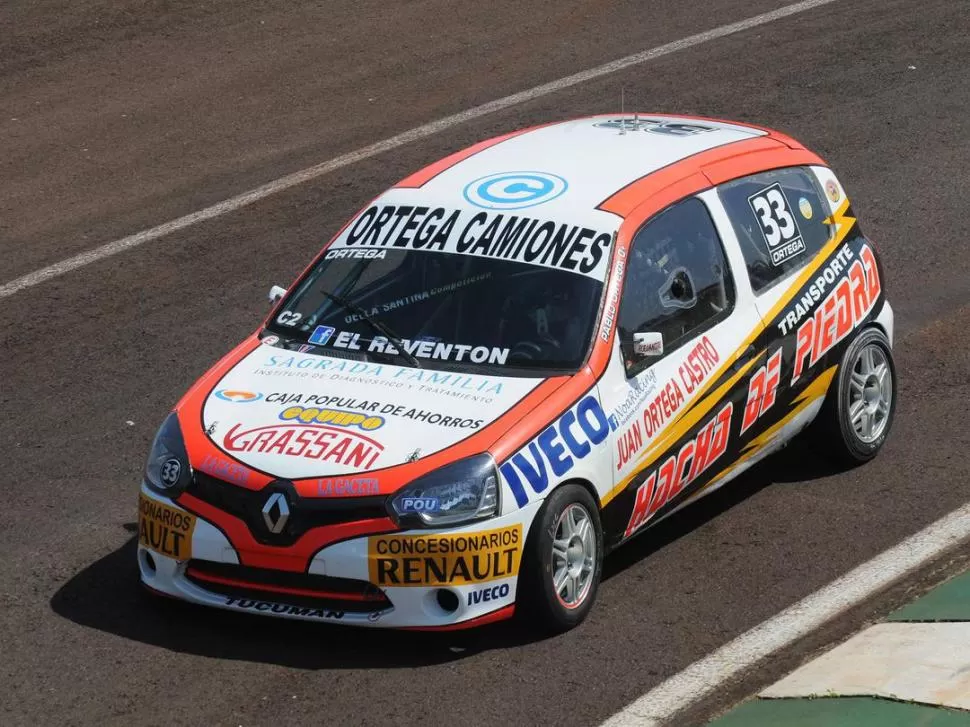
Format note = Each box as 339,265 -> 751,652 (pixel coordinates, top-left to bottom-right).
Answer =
748,183 -> 805,265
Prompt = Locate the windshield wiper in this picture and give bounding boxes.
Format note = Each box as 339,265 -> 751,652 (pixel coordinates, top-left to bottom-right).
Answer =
318,290 -> 422,369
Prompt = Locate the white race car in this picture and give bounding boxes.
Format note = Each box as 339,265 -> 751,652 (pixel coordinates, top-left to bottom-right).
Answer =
138,114 -> 895,632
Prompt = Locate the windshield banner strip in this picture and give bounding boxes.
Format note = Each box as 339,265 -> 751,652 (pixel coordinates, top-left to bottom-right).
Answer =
325,204 -> 614,280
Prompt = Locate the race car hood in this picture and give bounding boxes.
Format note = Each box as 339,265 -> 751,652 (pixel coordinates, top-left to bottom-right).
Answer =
191,343 -> 549,481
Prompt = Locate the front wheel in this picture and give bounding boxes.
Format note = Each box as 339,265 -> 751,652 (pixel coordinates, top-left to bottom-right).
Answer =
518,484 -> 603,634
811,326 -> 897,465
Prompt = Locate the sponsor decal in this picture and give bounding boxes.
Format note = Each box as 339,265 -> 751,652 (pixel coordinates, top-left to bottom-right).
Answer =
265,393 -> 485,429
825,179 -> 841,203
315,477 -> 379,496
616,335 -> 721,470
791,244 -> 881,384
629,378 -> 682,440
198,454 -> 251,485
222,423 -> 384,469
224,597 -> 344,620
138,494 -> 195,560
325,248 -> 386,260
677,336 -> 719,394
615,422 -> 643,473
258,355 -> 386,374
463,171 -> 568,210
308,325 -> 335,346
398,496 -> 440,513
741,348 -> 782,434
748,183 -> 806,266
798,197 -> 813,220
215,389 -> 263,403
599,247 -> 625,342
624,402 -> 734,537
611,370 -> 658,428
777,243 -> 880,340
268,392 -> 382,410
279,405 -> 385,431
377,407 -> 482,430
634,334 -> 663,356
261,335 -> 280,346
333,204 -> 612,278
369,525 -> 522,587
778,245 -> 857,335
342,273 -> 492,325
467,582 -> 511,606
325,331 -> 510,365
256,355 -> 506,398
592,118 -> 716,136
500,394 -> 611,507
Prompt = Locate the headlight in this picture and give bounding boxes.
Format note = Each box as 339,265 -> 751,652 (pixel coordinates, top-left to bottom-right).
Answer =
145,412 -> 192,495
390,454 -> 499,527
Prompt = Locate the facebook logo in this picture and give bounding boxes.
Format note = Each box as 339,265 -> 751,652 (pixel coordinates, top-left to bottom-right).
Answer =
308,325 -> 335,345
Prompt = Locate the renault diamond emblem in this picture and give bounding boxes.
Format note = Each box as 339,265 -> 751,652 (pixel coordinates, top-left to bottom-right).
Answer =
261,492 -> 290,534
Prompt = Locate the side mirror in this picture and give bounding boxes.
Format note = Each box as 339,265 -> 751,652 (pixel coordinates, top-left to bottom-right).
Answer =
633,332 -> 664,358
268,285 -> 287,304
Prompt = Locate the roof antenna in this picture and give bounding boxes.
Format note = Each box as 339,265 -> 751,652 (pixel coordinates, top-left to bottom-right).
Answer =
620,87 -> 626,135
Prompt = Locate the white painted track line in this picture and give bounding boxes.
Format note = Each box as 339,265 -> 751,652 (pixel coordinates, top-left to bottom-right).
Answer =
598,501 -> 970,727
0,0 -> 838,301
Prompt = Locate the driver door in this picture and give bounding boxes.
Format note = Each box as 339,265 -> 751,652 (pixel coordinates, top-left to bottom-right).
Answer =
599,192 -> 765,543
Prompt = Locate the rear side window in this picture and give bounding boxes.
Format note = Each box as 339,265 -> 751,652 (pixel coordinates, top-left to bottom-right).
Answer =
718,167 -> 832,294
617,197 -> 735,377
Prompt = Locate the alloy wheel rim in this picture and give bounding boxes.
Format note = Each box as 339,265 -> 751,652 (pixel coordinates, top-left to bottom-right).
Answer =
551,503 -> 596,609
848,342 -> 892,443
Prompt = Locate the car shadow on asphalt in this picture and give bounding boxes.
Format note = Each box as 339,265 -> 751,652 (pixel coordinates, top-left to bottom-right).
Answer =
49,536 -> 546,670
50,438 -> 850,668
601,436 -> 851,581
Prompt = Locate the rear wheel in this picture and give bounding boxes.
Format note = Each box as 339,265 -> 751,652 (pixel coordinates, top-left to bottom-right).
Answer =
518,484 -> 603,634
811,326 -> 896,464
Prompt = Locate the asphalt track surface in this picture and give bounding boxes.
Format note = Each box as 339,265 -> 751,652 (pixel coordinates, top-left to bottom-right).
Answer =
1,0 -> 968,725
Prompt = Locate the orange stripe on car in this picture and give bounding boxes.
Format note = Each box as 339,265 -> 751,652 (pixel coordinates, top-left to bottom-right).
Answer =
177,492 -> 396,572
395,125 -> 556,189
401,605 -> 515,630
185,567 -> 381,602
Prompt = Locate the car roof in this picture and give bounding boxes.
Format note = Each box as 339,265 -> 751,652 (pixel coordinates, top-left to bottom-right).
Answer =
392,114 -> 771,230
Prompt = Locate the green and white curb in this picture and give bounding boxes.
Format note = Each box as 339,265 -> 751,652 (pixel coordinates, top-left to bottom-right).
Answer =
709,569 -> 970,725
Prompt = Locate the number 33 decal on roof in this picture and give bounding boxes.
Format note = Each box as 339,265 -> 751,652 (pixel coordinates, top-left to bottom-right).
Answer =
748,183 -> 806,266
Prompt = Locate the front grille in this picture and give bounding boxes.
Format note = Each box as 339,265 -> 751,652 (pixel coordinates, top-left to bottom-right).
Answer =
185,560 -> 390,613
188,472 -> 390,546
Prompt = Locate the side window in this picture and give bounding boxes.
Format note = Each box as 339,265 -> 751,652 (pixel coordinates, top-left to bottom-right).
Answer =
617,197 -> 736,377
718,167 -> 833,294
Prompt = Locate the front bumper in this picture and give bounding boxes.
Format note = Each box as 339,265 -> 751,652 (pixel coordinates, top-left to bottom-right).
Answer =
137,483 -> 540,629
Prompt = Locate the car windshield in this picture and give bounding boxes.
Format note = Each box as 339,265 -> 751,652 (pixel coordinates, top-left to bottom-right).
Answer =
268,249 -> 605,374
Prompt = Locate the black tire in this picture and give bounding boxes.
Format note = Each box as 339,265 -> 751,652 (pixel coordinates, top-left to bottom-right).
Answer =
517,484 -> 603,634
810,326 -> 897,465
